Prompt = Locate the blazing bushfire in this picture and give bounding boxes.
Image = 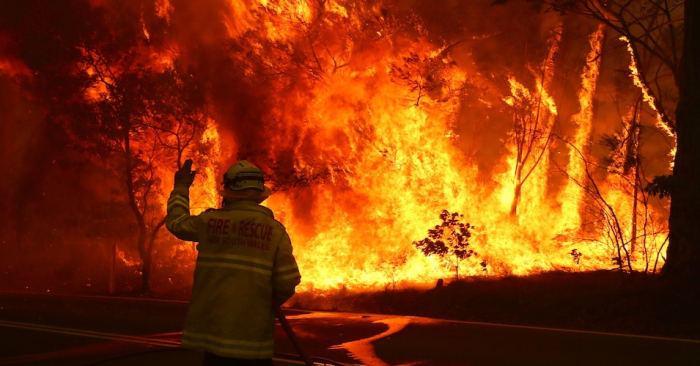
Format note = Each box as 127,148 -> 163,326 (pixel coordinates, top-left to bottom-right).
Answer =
0,0 -> 676,293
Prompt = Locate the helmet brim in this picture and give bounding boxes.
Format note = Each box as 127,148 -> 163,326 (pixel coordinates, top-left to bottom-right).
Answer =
218,186 -> 272,203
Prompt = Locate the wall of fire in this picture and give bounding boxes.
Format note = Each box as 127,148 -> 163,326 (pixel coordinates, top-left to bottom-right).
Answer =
0,0 -> 675,294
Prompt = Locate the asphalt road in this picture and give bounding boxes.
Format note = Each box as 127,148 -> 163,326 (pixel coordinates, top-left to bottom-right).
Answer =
1,292 -> 699,365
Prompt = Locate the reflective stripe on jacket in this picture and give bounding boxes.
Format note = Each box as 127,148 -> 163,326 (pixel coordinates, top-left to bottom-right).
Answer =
165,186 -> 301,359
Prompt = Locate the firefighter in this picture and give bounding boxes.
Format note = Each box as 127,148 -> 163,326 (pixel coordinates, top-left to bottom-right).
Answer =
166,159 -> 301,366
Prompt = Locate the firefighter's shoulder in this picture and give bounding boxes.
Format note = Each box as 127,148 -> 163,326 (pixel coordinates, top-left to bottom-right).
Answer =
271,218 -> 290,231
203,207 -> 218,213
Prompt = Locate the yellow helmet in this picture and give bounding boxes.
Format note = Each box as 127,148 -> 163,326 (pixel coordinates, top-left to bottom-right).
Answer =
222,160 -> 265,191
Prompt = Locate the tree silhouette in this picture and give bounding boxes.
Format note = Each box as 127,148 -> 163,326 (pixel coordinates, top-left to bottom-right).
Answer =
83,63 -> 209,291
376,251 -> 409,291
390,52 -> 452,106
64,20 -> 211,291
413,210 -> 476,279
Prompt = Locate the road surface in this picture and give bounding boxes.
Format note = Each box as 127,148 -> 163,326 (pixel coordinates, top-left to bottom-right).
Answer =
1,292 -> 699,365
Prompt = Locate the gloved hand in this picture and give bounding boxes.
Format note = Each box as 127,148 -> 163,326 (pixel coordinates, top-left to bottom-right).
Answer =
174,159 -> 197,188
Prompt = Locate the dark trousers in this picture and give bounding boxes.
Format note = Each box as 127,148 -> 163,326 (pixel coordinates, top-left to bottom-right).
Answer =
202,352 -> 273,366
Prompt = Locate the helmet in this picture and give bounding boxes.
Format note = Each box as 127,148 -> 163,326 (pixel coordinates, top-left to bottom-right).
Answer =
222,160 -> 265,191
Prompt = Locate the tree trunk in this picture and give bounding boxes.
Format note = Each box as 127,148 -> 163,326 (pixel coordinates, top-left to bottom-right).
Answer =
138,231 -> 150,292
631,122 -> 641,255
140,217 -> 167,292
122,132 -> 150,292
664,1 -> 700,281
510,165 -> 524,216
631,174 -> 638,254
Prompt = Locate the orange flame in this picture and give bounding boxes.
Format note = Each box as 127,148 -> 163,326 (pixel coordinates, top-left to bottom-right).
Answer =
620,36 -> 676,163
559,24 -> 605,229
191,6 -> 668,289
72,1 -> 670,290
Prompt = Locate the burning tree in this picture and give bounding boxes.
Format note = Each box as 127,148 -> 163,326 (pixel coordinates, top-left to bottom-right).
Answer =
600,106 -> 644,251
529,0 -> 696,280
148,65 -> 211,169
502,26 -> 560,217
0,0 -> 689,291
390,49 -> 464,107
413,210 -> 476,280
598,102 -> 670,273
556,128 -> 669,274
65,21 -> 212,291
85,70 -> 209,291
564,144 -> 634,272
376,251 -> 409,291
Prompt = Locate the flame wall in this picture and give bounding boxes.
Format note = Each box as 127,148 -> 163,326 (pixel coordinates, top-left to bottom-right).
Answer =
0,0 -> 674,293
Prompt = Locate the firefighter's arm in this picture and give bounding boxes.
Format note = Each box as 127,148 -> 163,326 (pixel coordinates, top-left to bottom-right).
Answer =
165,160 -> 201,242
165,186 -> 202,242
273,231 -> 301,304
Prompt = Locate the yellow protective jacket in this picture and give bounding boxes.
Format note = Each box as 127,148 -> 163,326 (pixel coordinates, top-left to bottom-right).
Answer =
165,185 -> 301,359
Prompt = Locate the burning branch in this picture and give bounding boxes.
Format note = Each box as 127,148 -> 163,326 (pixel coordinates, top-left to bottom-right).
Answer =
389,49 -> 464,106
556,137 -> 633,272
544,0 -> 681,135
503,25 -> 560,216
555,133 -> 668,274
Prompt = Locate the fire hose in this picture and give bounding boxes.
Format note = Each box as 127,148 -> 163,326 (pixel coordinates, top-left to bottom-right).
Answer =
274,304 -> 315,366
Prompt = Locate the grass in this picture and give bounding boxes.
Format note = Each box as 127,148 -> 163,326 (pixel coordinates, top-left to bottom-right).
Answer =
287,271 -> 700,340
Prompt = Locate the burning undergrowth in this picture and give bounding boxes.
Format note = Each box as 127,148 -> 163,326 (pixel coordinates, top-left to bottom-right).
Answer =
0,0 -> 675,295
